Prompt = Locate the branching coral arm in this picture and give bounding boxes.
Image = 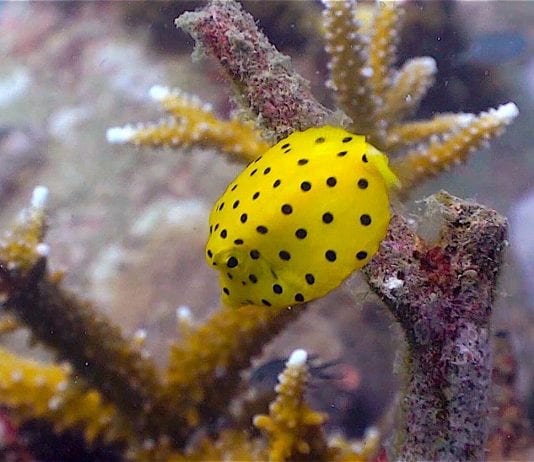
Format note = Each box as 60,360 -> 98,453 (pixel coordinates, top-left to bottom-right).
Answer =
391,103 -> 519,189
0,189 -> 187,445
0,346 -> 128,444
363,192 -> 508,461
176,0 -> 337,143
107,86 -> 268,163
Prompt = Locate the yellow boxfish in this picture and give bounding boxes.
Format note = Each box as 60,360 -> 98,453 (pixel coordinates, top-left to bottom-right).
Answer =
206,126 -> 398,308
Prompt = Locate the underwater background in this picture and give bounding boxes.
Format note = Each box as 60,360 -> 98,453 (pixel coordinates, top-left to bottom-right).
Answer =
0,1 -> 532,460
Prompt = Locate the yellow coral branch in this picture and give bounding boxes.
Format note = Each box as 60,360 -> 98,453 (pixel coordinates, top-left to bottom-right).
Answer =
107,86 -> 269,163
382,57 -> 437,126
368,2 -> 403,104
165,303 -> 306,430
131,430 -> 266,462
322,0 -> 377,135
386,113 -> 475,149
0,346 -> 127,443
254,349 -> 331,462
0,189 -> 186,445
0,186 -> 49,273
391,103 -> 519,189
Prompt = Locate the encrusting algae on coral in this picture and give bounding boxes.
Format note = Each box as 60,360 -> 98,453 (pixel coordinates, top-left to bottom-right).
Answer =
0,0 -> 521,460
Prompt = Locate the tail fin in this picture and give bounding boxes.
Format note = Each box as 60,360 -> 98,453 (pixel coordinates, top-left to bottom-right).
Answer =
366,144 -> 401,189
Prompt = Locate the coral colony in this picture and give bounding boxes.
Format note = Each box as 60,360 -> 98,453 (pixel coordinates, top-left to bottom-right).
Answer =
0,1 -> 519,461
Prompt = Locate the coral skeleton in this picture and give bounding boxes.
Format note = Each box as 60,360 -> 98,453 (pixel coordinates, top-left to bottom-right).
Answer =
487,331 -> 531,459
363,192 -> 507,460
0,0 -> 519,460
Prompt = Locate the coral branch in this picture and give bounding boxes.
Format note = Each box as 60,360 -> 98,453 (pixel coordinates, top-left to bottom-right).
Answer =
0,347 -> 127,444
487,331 -> 531,459
176,0 -> 337,143
382,57 -> 437,126
386,113 -> 474,150
368,2 -> 403,100
254,349 -> 331,462
367,1 -> 404,146
165,304 -> 307,431
131,430 -> 266,462
107,86 -> 269,163
322,0 -> 377,135
392,103 -> 519,189
0,190 -> 186,445
363,191 -> 508,461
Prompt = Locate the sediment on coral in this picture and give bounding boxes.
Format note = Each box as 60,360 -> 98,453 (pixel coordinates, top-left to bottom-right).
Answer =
487,330 -> 531,459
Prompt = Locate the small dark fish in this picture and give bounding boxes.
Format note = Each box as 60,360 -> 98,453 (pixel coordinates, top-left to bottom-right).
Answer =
250,355 -> 341,392
457,31 -> 528,66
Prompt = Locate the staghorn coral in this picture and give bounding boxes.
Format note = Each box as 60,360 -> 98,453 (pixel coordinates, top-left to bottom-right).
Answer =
253,349 -> 331,461
320,0 -> 518,191
111,0 -> 517,196
0,346 -> 125,444
0,0 -> 521,460
390,103 -> 519,190
165,303 -> 306,429
107,86 -> 269,163
0,189 -> 318,459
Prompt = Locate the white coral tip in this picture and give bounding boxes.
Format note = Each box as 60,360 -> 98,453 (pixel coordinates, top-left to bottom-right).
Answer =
417,56 -> 437,73
360,67 -> 373,78
106,125 -> 137,144
287,348 -> 308,367
364,426 -> 379,440
31,186 -> 49,209
494,102 -> 519,124
149,85 -> 171,102
134,328 -> 147,342
457,113 -> 475,126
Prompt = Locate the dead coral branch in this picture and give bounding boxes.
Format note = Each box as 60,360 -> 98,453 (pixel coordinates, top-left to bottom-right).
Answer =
176,0 -> 337,143
363,192 -> 508,461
